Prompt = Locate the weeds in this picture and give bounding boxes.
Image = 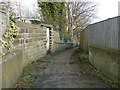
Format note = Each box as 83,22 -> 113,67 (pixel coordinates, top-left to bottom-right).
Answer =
75,48 -> 119,88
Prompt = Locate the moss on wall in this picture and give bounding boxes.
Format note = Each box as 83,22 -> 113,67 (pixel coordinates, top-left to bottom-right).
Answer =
90,44 -> 119,55
89,44 -> 119,83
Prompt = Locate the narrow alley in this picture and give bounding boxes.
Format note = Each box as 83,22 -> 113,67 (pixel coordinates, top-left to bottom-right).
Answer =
1,0 -> 119,89
15,48 -> 111,88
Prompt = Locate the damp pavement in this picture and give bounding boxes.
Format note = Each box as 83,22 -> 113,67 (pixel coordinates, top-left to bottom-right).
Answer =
34,48 -> 111,88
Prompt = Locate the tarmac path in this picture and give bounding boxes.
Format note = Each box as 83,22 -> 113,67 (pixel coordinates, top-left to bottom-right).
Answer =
34,48 -> 111,88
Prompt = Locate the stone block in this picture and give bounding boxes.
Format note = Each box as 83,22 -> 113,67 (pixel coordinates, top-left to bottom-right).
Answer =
19,28 -> 24,33
26,29 -> 29,33
2,50 -> 23,88
29,29 -> 33,33
1,21 -> 63,88
89,44 -> 119,83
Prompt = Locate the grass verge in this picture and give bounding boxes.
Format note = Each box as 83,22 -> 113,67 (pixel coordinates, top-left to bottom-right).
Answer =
75,48 -> 119,88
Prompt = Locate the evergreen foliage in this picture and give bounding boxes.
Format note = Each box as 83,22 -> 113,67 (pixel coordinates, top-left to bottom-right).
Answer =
58,31 -> 71,42
38,2 -> 67,33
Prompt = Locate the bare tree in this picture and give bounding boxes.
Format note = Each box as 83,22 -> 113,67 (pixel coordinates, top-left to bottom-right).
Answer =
66,0 -> 96,36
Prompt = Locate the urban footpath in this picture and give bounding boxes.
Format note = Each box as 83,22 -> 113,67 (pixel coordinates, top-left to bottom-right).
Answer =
15,48 -> 111,88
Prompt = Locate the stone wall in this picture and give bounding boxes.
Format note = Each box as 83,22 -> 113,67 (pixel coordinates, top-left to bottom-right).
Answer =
52,42 -> 73,52
1,21 -> 74,88
51,30 -> 73,52
2,50 -> 23,88
51,30 -> 60,52
2,22 -> 48,88
0,10 -> 8,89
89,44 -> 119,83
15,22 -> 47,66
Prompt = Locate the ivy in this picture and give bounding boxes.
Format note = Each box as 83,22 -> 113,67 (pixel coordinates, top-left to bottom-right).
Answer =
9,11 -> 16,24
0,11 -> 19,56
38,2 -> 67,33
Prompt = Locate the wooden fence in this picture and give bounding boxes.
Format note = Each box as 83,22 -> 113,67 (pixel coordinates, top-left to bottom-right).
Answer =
89,16 -> 120,50
80,27 -> 89,52
80,16 -> 120,50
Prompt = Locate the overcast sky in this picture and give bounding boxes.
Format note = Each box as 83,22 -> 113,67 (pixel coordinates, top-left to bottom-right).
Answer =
18,0 -> 120,23
0,0 -> 40,17
1,0 -> 120,23
90,0 -> 120,23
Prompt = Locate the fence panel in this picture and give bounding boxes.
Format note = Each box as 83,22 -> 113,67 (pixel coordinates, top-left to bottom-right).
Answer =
89,16 -> 119,50
80,27 -> 89,52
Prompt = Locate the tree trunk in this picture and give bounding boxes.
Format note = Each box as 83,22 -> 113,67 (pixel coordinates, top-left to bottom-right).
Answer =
67,2 -> 72,36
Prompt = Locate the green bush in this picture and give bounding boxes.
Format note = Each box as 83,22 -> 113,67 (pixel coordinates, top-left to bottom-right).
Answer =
63,34 -> 71,42
58,31 -> 71,42
9,11 -> 16,24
